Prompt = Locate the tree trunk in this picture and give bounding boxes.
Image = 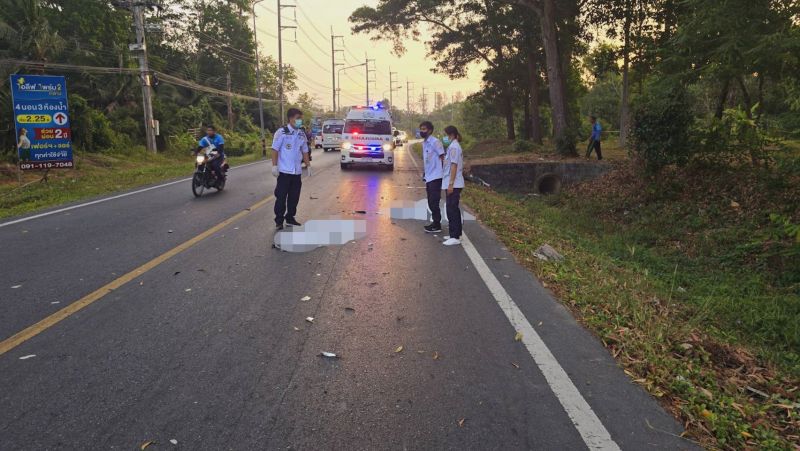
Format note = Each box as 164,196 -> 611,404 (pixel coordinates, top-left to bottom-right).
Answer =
715,79 -> 730,119
527,51 -> 544,144
619,0 -> 632,147
503,87 -> 516,140
523,97 -> 532,140
737,77 -> 752,118
539,0 -> 569,147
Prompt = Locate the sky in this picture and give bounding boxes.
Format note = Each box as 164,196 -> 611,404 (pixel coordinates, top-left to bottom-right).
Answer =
253,0 -> 483,112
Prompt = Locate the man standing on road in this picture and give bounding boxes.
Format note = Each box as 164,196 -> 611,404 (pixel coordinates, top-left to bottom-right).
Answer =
420,121 -> 445,233
271,108 -> 310,231
586,115 -> 603,160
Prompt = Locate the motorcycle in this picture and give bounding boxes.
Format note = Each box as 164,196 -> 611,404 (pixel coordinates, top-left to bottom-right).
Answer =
192,145 -> 228,197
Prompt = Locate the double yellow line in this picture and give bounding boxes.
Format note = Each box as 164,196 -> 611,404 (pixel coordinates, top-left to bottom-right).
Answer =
0,195 -> 275,356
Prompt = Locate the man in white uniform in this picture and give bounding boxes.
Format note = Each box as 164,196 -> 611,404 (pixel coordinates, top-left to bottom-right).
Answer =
271,108 -> 310,230
419,121 -> 445,233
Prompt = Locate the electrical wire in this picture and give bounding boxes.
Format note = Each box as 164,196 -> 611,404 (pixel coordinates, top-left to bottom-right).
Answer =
289,41 -> 331,73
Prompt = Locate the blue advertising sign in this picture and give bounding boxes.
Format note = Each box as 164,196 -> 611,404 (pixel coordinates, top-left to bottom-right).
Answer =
10,75 -> 73,170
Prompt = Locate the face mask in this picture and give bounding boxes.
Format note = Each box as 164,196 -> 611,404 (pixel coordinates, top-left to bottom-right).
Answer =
420,130 -> 429,139
294,118 -> 303,128
442,136 -> 451,145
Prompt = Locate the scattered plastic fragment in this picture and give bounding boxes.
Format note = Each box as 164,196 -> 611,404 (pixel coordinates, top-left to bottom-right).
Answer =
19,355 -> 36,360
305,317 -> 314,323
320,352 -> 339,358
11,285 -> 21,289
301,296 -> 311,302
457,418 -> 466,427
432,351 -> 439,360
353,210 -> 367,214
394,346 -> 404,353
170,439 -> 178,445
140,440 -> 155,450
511,362 -> 520,369
168,230 -> 173,233
293,326 -> 300,331
51,301 -> 60,305
514,331 -> 523,342
184,288 -> 191,292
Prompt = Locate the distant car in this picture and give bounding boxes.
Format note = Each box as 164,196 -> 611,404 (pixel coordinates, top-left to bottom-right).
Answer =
321,119 -> 345,152
398,130 -> 408,143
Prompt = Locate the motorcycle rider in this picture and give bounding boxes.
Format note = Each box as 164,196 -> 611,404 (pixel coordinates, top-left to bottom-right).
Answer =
196,125 -> 227,185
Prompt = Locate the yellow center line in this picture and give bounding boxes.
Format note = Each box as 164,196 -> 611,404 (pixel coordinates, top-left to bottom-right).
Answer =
0,195 -> 275,357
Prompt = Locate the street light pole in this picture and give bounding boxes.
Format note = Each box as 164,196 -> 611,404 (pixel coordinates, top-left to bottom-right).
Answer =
252,0 -> 266,157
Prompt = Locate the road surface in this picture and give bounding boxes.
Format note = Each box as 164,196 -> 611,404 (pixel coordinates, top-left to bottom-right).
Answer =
0,144 -> 694,450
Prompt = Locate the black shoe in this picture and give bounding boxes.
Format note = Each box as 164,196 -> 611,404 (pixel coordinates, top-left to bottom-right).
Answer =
276,223 -> 284,231
286,218 -> 302,227
424,223 -> 442,233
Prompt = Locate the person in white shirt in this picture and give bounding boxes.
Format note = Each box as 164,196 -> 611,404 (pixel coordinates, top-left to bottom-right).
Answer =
17,128 -> 31,161
271,108 -> 310,230
442,125 -> 465,246
419,120 -> 445,233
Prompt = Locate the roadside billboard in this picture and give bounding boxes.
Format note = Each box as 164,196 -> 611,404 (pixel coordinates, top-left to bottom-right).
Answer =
10,75 -> 73,170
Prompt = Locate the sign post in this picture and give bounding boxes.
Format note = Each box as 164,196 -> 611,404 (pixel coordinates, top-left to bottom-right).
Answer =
10,75 -> 73,171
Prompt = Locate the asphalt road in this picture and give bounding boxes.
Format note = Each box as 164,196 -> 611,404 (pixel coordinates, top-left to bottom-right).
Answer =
0,144 -> 695,450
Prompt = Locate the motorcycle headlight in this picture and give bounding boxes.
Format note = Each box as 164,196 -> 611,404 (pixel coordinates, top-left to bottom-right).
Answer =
196,155 -> 206,164
382,143 -> 393,152
342,142 -> 353,150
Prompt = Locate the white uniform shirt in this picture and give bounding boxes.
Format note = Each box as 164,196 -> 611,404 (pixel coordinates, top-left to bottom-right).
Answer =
444,140 -> 465,189
271,124 -> 309,175
422,135 -> 445,182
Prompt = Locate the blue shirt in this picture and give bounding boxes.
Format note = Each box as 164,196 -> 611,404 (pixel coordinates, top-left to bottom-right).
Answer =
199,134 -> 225,149
444,140 -> 465,189
422,136 -> 445,182
591,122 -> 602,141
272,125 -> 309,175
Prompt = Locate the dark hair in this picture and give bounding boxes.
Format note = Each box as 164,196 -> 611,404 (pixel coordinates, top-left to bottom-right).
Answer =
590,115 -> 597,121
206,125 -> 215,130
444,125 -> 462,141
419,121 -> 434,131
287,108 -> 302,120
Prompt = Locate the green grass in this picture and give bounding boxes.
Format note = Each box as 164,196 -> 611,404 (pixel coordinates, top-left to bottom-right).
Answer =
464,178 -> 799,449
0,148 -> 262,220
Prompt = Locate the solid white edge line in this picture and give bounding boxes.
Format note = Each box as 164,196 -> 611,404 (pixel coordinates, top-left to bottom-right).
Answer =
411,138 -> 618,447
461,233 -> 620,450
0,160 -> 267,228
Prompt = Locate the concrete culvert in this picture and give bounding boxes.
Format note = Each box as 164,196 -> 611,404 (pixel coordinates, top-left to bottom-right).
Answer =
536,173 -> 562,195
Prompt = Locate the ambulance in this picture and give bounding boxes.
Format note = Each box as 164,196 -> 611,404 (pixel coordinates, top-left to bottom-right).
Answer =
340,104 -> 396,171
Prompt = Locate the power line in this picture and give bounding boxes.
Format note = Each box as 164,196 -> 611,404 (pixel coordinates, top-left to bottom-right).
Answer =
296,6 -> 330,43
290,40 -> 331,73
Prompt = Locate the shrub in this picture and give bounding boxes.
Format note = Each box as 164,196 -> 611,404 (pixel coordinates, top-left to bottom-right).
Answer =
513,139 -> 536,153
630,80 -> 695,172
69,95 -> 119,152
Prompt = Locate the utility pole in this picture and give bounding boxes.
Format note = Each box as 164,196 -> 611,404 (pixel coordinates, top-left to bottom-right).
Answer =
389,69 -> 399,114
130,3 -> 157,152
226,71 -> 234,129
330,28 -> 344,114
365,54 -> 375,105
277,0 -> 296,122
252,0 -> 266,156
421,87 -> 428,115
406,79 -> 414,113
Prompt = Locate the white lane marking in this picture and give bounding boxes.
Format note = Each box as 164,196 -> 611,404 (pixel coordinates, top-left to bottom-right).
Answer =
0,160 -> 267,228
461,233 -> 621,450
405,142 -> 421,170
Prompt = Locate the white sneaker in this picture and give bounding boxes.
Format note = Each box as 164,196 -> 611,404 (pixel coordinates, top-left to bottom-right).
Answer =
443,237 -> 461,246
442,236 -> 450,240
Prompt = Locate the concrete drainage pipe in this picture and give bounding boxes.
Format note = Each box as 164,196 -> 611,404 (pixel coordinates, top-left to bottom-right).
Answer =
535,173 -> 562,195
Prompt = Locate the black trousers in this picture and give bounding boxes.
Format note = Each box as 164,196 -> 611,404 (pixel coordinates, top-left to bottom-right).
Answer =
274,173 -> 302,225
446,188 -> 463,239
586,139 -> 602,160
426,178 -> 442,226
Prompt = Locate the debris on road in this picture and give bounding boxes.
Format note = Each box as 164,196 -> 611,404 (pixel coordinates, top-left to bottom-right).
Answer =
394,346 -> 404,353
491,256 -> 508,261
140,440 -> 155,450
432,351 -> 440,360
19,354 -> 36,360
353,210 -> 367,214
11,284 -> 22,289
320,352 -> 339,358
293,327 -> 300,331
503,274 -> 510,278
168,230 -> 173,233
344,307 -> 355,313
511,362 -> 520,369
305,317 -> 314,323
173,271 -> 180,276
457,418 -> 466,427
514,331 -> 523,342
533,244 -> 564,262
301,295 -> 311,302
170,439 -> 178,445
184,288 -> 191,292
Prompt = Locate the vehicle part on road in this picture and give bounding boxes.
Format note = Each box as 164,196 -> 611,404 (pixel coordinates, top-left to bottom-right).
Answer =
300,296 -> 311,301
320,352 -> 339,358
305,317 -> 314,323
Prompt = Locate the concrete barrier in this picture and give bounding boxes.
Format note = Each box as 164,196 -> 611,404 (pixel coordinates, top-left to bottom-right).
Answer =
468,161 -> 611,194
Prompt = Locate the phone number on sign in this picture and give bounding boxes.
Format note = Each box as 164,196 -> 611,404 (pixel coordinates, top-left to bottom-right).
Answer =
19,161 -> 74,170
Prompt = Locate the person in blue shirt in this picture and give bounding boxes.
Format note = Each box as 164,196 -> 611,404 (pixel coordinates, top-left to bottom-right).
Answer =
586,116 -> 603,160
197,125 -> 227,183
419,120 -> 445,233
271,108 -> 310,230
